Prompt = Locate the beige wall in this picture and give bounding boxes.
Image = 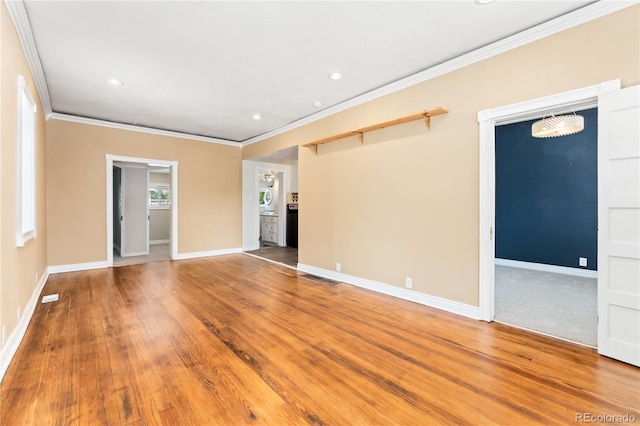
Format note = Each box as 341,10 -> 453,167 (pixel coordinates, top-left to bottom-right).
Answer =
47,120 -> 242,265
1,2 -> 48,350
243,6 -> 640,306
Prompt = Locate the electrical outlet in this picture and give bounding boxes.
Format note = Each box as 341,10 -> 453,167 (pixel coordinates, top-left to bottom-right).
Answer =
579,257 -> 588,267
17,307 -> 21,323
2,325 -> 6,346
405,277 -> 413,289
336,263 -> 341,272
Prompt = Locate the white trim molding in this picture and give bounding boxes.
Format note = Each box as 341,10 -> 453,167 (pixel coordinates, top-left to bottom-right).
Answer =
297,264 -> 480,320
4,0 -> 53,117
4,0 -> 633,146
51,114 -> 240,147
173,247 -> 243,261
477,79 -> 621,322
241,1 -> 635,147
0,268 -> 50,382
495,259 -> 598,279
48,261 -> 109,274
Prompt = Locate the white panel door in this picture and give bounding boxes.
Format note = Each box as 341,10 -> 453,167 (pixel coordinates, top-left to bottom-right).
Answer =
121,167 -> 149,257
598,85 -> 640,366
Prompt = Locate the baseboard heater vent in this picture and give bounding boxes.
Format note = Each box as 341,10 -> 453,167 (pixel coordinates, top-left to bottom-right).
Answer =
300,274 -> 341,286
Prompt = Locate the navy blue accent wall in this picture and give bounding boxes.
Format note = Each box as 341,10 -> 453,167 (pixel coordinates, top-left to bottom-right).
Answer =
495,108 -> 597,270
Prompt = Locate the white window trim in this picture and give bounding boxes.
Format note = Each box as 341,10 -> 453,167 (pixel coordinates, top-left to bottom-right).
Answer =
16,75 -> 37,247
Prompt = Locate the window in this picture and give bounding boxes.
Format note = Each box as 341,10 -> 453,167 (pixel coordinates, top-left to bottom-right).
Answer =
149,185 -> 171,209
16,76 -> 37,247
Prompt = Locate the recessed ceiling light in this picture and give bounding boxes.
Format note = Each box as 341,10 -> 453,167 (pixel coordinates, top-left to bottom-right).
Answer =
106,78 -> 124,86
252,113 -> 263,120
328,72 -> 343,81
313,101 -> 323,108
474,0 -> 496,4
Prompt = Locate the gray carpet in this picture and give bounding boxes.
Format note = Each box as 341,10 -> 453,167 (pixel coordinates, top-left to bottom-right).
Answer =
494,265 -> 597,347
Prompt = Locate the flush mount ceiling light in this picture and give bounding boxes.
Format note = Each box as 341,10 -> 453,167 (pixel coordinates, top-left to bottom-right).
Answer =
313,101 -> 323,108
474,0 -> 496,4
532,112 -> 585,138
252,113 -> 263,120
328,72 -> 343,81
105,78 -> 124,86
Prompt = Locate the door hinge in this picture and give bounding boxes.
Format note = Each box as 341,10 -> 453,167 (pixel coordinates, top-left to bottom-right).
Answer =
490,227 -> 493,241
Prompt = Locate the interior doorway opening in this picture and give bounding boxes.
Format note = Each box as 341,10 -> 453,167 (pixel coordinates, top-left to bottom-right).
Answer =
492,109 -> 598,347
106,154 -> 179,267
241,147 -> 299,269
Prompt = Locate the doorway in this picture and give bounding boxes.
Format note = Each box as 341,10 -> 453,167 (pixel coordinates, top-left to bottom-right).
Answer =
493,109 -> 598,346
112,164 -> 173,266
106,154 -> 179,267
246,168 -> 298,267
478,80 -> 640,367
241,147 -> 299,268
477,80 -> 620,324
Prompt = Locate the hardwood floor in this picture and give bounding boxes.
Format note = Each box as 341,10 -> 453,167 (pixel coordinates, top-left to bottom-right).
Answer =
1,254 -> 638,425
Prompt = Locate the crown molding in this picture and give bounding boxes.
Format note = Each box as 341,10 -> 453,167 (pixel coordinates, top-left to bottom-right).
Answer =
50,113 -> 241,147
4,0 -> 53,117
5,0 -> 636,146
241,0 -> 637,147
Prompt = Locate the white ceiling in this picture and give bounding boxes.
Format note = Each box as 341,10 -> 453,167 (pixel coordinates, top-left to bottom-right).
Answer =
19,0 -> 602,147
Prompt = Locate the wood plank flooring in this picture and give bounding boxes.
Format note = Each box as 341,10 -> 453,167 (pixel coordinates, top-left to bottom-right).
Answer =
1,254 -> 638,425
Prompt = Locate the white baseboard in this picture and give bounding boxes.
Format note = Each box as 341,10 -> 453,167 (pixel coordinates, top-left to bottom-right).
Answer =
150,239 -> 170,245
48,261 -> 109,274
297,264 -> 480,320
0,268 -> 50,382
173,247 -> 243,260
495,258 -> 597,278
48,248 -> 244,272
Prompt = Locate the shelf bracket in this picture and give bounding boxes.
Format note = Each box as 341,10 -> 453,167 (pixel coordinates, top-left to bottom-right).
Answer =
308,144 -> 318,154
424,114 -> 431,130
357,132 -> 364,144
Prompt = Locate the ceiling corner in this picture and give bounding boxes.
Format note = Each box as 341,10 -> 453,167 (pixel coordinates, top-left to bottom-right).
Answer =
5,0 -> 53,116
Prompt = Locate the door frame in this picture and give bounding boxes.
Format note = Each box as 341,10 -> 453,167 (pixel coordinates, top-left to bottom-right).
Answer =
242,160 -> 289,251
477,79 -> 620,322
106,154 -> 179,267
256,168 -> 287,247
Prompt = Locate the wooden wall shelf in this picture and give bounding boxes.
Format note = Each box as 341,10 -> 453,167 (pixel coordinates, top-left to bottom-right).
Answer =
303,107 -> 448,153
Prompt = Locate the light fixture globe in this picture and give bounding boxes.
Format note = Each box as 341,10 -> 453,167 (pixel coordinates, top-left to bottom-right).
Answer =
532,113 -> 584,138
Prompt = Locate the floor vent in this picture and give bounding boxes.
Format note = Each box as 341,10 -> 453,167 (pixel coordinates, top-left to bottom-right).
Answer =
300,274 -> 341,286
